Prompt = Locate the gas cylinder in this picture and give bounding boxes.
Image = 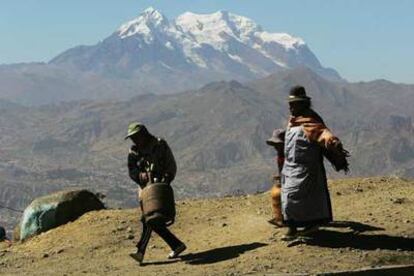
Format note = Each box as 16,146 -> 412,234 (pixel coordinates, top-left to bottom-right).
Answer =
140,183 -> 176,227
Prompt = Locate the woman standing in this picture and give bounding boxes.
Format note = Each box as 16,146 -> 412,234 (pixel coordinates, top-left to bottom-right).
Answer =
281,86 -> 349,240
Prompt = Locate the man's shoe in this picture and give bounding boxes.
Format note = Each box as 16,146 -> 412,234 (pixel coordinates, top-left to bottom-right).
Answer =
168,243 -> 187,259
130,251 -> 144,265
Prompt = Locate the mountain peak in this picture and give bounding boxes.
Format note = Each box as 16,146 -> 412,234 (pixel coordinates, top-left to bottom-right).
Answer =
117,7 -> 169,39
52,8 -> 341,82
141,6 -> 165,21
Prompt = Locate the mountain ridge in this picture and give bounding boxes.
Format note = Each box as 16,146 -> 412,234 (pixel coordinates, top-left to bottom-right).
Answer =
50,7 -> 341,83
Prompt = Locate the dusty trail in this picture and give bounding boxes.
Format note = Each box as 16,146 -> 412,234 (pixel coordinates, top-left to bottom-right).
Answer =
0,177 -> 413,275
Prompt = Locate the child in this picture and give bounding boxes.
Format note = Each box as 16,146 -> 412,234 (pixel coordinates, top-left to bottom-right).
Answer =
266,129 -> 285,227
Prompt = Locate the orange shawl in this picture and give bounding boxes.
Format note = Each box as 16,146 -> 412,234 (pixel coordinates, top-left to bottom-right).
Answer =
288,110 -> 350,173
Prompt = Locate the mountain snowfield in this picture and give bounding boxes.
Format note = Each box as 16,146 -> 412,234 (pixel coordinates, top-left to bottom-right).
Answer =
51,7 -> 341,83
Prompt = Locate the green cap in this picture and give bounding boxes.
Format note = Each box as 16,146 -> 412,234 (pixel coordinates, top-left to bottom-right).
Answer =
125,122 -> 146,140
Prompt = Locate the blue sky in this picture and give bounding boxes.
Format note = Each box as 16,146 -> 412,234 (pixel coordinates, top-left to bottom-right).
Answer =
1,0 -> 413,83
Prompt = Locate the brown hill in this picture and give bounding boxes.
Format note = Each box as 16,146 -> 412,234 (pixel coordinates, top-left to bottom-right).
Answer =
1,177 -> 413,275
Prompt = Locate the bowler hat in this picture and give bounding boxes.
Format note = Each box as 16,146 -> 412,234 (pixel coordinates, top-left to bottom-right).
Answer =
266,129 -> 285,146
288,86 -> 311,102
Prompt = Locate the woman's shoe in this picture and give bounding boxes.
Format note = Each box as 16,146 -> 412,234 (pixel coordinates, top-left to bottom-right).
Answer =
281,226 -> 297,241
300,225 -> 319,236
267,218 -> 285,227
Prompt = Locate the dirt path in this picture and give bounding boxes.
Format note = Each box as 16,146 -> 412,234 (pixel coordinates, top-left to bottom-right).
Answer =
0,177 -> 413,275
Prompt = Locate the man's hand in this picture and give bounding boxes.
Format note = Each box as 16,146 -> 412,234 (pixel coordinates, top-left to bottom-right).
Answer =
139,172 -> 149,185
129,145 -> 138,154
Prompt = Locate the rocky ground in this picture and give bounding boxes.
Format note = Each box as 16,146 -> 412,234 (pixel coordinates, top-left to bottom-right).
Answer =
0,176 -> 413,275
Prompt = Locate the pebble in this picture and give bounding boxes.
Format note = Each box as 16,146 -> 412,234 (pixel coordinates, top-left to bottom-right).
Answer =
126,234 -> 134,240
126,227 -> 133,233
221,223 -> 228,227
392,198 -> 406,204
42,253 -> 49,258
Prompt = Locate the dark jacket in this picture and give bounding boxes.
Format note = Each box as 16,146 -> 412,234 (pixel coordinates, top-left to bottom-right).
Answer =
128,136 -> 177,187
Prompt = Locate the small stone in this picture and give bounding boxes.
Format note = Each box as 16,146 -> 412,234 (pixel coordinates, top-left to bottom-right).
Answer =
404,220 -> 410,224
126,234 -> 135,240
392,198 -> 406,204
126,227 -> 133,233
222,223 -> 228,227
120,220 -> 127,224
336,192 -> 342,196
56,248 -> 64,254
42,253 -> 49,258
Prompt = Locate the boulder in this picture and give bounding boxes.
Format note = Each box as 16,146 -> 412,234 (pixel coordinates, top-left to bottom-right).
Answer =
0,226 -> 6,241
13,223 -> 21,242
19,189 -> 105,241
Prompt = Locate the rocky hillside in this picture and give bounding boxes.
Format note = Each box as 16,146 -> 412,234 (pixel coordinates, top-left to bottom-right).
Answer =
1,177 -> 413,275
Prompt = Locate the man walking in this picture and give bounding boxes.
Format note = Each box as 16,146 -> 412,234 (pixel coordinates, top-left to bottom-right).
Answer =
125,122 -> 186,265
281,86 -> 349,240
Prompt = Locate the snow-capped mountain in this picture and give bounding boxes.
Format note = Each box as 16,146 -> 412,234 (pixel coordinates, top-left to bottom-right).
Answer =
50,7 -> 342,93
